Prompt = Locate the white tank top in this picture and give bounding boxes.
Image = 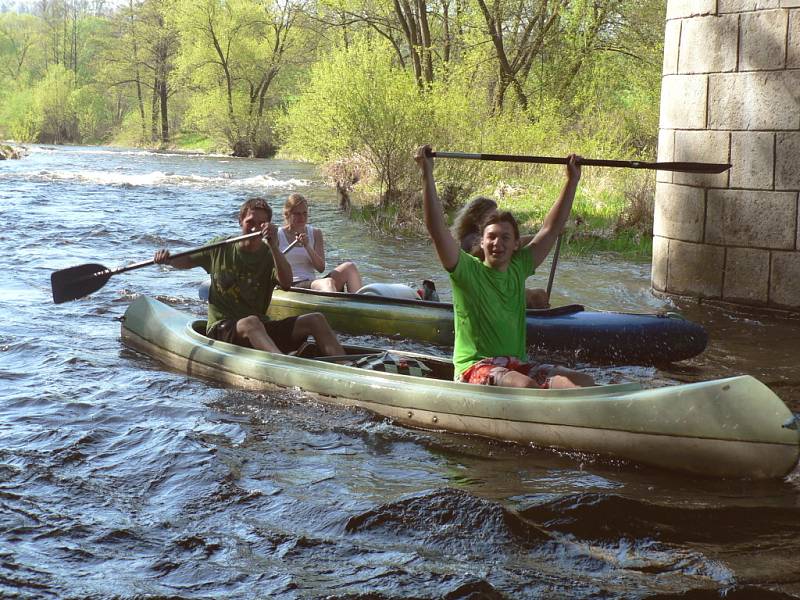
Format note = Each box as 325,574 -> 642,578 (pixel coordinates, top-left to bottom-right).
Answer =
278,225 -> 319,283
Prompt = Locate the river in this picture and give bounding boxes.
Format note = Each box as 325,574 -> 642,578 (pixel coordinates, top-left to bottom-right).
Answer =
1,145 -> 799,599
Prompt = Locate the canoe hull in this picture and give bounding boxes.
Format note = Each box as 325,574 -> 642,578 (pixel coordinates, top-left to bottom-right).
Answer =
122,296 -> 799,479
266,288 -> 708,363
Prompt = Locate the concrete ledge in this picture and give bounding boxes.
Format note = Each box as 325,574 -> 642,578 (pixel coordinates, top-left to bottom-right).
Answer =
667,240 -> 725,297
679,15 -> 739,73
739,9 -> 788,70
723,247 -> 770,303
668,0 -> 717,19
730,131 -> 774,189
663,20 -> 682,75
706,189 -> 798,248
654,182 -> 706,242
770,251 -> 800,307
660,75 -> 708,130
709,71 -> 800,130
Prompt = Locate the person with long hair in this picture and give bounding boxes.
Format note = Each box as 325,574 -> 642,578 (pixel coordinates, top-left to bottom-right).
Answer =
278,193 -> 364,293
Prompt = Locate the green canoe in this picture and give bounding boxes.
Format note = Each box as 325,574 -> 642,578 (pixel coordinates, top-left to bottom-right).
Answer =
122,296 -> 800,479
262,287 -> 708,364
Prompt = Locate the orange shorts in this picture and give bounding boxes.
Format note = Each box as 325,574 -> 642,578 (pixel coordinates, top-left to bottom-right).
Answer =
458,356 -> 555,388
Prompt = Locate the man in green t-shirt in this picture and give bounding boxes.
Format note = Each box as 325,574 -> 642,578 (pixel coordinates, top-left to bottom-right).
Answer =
415,145 -> 594,389
154,197 -> 344,356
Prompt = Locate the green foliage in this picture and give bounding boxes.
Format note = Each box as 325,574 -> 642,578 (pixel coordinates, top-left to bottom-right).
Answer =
70,86 -> 113,142
172,0 -> 306,155
33,64 -> 77,143
1,88 -> 39,141
112,110 -> 152,147
280,38 -> 432,201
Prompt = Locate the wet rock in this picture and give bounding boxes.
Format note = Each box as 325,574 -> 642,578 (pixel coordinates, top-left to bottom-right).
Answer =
0,143 -> 25,160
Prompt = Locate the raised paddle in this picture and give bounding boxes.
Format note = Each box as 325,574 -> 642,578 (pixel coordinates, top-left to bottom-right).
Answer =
51,233 -> 301,304
430,151 -> 731,174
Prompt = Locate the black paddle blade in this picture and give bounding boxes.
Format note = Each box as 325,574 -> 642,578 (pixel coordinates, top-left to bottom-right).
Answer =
51,263 -> 112,304
651,161 -> 732,174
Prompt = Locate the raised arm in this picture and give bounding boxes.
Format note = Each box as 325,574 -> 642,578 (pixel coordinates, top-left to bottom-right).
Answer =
307,227 -> 326,273
525,154 -> 581,268
415,145 -> 460,271
264,222 -> 293,290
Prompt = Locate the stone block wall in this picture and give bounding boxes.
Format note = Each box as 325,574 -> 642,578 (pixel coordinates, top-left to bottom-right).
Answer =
656,1 -> 800,310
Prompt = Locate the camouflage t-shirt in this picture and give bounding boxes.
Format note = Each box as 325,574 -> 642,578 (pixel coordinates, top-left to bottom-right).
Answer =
193,236 -> 277,331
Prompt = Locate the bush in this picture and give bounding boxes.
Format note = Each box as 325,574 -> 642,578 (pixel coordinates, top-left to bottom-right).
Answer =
33,64 -> 78,143
1,87 -> 39,142
280,38 -> 433,204
71,86 -> 114,143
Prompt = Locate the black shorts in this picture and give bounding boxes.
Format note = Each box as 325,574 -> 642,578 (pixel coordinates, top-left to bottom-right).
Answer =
207,316 -> 302,353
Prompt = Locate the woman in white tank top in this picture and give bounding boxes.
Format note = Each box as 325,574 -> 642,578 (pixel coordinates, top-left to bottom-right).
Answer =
278,193 -> 364,293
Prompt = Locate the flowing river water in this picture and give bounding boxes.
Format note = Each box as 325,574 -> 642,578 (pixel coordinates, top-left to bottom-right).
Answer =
1,145 -> 799,599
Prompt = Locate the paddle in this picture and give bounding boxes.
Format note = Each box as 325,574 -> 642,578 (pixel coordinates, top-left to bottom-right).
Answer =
545,233 -> 563,303
51,233 -> 300,304
430,151 -> 731,174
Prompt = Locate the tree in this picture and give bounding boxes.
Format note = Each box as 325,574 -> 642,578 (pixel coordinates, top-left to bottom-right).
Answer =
99,0 -> 178,144
0,12 -> 44,84
175,0 -> 306,156
282,39 -> 432,202
475,0 -> 566,113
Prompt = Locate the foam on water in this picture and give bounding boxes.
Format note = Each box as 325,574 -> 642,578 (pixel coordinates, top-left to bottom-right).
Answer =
0,168 -> 310,189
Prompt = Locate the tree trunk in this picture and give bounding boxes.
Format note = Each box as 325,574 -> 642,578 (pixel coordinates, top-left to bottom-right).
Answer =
159,78 -> 169,144
151,78 -> 159,141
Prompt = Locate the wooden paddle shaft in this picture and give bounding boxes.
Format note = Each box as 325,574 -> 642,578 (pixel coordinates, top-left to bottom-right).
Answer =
430,151 -> 731,174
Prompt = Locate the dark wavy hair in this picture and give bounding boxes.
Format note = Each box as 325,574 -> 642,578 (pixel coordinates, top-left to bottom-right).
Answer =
239,197 -> 272,223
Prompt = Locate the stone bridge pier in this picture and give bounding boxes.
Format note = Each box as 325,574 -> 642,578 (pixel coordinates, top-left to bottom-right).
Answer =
654,0 -> 800,311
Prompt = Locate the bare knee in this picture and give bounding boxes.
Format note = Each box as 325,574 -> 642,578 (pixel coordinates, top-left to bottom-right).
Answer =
526,288 -> 550,309
341,261 -> 358,274
237,315 -> 262,334
312,278 -> 338,292
296,312 -> 326,334
549,369 -> 594,389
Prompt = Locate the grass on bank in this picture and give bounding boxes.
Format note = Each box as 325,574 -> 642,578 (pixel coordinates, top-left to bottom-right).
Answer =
170,132 -> 221,154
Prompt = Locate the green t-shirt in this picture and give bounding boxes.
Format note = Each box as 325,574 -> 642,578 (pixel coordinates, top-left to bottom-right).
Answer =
449,249 -> 534,376
193,236 -> 277,331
